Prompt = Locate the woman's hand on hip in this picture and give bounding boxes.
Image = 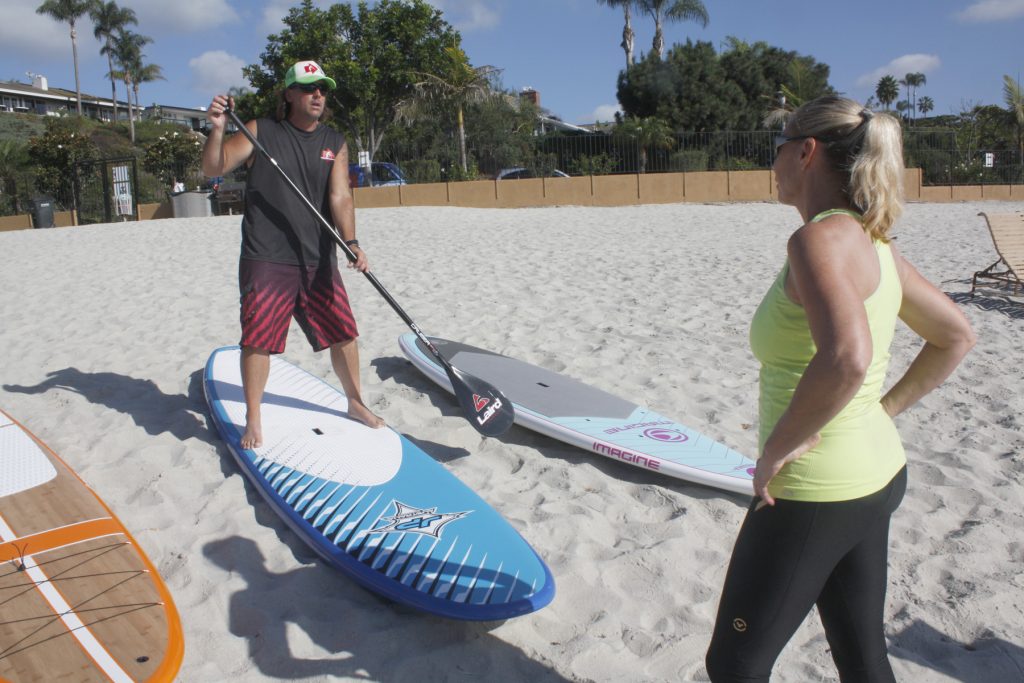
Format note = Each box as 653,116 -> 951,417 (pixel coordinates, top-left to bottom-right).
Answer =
753,433 -> 821,506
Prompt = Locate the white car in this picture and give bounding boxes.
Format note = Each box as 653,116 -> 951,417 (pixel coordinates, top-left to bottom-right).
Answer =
496,167 -> 569,180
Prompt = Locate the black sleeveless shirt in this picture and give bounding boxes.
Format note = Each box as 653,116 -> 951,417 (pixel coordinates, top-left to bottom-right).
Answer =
241,118 -> 345,267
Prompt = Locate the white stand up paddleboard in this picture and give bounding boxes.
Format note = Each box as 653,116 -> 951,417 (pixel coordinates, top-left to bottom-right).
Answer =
399,335 -> 756,495
203,347 -> 554,620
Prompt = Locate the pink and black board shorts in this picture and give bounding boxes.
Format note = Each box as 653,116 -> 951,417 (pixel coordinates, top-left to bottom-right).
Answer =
239,259 -> 358,354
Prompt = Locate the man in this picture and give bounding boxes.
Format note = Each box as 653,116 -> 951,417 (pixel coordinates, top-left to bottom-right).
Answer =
202,60 -> 384,449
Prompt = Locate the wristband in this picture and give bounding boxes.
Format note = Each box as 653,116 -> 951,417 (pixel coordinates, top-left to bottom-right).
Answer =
345,239 -> 360,249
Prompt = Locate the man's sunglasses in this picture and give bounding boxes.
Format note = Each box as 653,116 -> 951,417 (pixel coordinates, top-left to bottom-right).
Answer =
290,83 -> 328,95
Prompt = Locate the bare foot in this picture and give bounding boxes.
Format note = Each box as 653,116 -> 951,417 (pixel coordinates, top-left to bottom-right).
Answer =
240,413 -> 263,449
348,400 -> 385,429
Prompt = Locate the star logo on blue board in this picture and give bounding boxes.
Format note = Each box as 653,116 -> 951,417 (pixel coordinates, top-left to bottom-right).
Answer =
371,500 -> 471,539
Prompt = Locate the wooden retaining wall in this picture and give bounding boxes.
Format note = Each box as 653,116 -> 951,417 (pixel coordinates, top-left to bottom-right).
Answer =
2,169 -> 1022,231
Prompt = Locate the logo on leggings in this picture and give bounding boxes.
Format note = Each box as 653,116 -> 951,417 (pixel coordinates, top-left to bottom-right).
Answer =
732,618 -> 748,632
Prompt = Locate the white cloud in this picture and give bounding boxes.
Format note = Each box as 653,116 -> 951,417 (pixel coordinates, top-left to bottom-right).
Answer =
955,0 -> 1024,22
587,104 -> 621,124
128,0 -> 239,32
258,0 -> 347,37
427,0 -> 500,32
0,4 -> 88,60
259,0 -> 297,35
188,51 -> 247,95
855,54 -> 941,88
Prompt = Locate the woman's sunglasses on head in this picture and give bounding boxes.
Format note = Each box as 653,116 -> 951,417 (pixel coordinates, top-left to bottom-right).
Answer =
774,134 -> 811,155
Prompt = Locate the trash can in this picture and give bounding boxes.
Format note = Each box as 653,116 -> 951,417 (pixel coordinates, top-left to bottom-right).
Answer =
29,195 -> 56,228
170,190 -> 214,218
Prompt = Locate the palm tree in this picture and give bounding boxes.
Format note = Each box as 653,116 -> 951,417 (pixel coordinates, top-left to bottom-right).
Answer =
1004,74 -> 1024,164
90,1 -> 137,124
133,63 -> 165,114
598,0 -> 637,68
36,0 -> 95,116
899,75 -> 911,120
403,47 -> 502,175
876,75 -> 899,111
895,100 -> 910,122
614,116 -> 675,173
917,95 -> 934,119
905,72 -> 926,123
112,29 -> 152,142
638,0 -> 708,60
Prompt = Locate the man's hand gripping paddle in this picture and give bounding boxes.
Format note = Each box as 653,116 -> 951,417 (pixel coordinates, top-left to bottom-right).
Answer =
224,107 -> 515,436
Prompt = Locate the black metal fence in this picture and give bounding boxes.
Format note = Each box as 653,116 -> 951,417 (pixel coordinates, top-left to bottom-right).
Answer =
2,130 -> 1020,218
379,129 -> 1022,187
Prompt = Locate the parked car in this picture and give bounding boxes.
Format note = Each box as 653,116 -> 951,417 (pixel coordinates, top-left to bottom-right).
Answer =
349,162 -> 408,188
495,167 -> 570,180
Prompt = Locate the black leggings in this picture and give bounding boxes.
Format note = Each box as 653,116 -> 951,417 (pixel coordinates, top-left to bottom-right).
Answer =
706,467 -> 907,683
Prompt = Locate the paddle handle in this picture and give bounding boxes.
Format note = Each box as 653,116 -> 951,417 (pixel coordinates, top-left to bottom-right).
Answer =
223,108 -> 452,371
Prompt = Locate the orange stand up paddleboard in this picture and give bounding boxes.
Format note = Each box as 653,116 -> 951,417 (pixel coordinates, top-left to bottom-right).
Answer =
0,409 -> 183,682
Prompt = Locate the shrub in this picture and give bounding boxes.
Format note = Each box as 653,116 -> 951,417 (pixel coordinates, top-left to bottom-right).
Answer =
143,130 -> 203,188
26,124 -> 98,208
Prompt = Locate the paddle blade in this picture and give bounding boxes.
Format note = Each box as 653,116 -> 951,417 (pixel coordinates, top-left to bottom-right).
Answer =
446,365 -> 516,437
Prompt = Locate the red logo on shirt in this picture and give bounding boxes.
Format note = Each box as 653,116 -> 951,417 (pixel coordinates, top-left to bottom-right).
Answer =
320,149 -> 335,161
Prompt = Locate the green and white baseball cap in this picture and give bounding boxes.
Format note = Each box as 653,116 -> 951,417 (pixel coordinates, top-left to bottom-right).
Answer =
284,60 -> 337,90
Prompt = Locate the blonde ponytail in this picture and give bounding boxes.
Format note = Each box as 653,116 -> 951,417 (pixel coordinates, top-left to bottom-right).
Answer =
783,96 -> 904,241
848,113 -> 904,241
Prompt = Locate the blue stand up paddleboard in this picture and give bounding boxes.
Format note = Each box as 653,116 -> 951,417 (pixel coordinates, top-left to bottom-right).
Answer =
399,335 -> 756,496
203,347 -> 554,620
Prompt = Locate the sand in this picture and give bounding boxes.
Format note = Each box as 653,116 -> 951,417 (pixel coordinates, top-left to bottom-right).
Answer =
1,200 -> 1022,682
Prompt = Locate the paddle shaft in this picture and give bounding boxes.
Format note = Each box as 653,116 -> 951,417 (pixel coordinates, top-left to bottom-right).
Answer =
224,108 -> 454,373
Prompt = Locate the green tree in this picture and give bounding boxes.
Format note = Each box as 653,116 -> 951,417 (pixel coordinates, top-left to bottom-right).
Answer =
720,38 -> 833,128
876,75 -> 899,111
638,0 -> 708,60
0,140 -> 30,214
1004,74 -> 1024,163
244,0 -> 460,161
917,95 -> 934,118
26,119 -> 97,207
36,0 -> 95,116
618,44 -> 744,131
403,47 -> 501,174
90,1 -> 137,125
614,115 -> 674,172
619,40 -> 831,132
598,0 -> 637,68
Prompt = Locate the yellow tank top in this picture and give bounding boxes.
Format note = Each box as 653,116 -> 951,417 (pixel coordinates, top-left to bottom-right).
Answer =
749,209 -> 906,502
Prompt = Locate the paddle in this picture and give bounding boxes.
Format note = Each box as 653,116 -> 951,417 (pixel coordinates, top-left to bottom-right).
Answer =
223,107 -> 515,437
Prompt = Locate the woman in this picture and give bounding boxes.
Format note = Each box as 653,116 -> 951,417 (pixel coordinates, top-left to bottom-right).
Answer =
705,96 -> 975,682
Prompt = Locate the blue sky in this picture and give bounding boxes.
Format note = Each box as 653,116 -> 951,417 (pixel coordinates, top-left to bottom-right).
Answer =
2,0 -> 1022,125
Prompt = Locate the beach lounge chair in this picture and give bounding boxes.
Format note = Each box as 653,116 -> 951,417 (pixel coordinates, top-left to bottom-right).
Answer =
972,212 -> 1024,297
